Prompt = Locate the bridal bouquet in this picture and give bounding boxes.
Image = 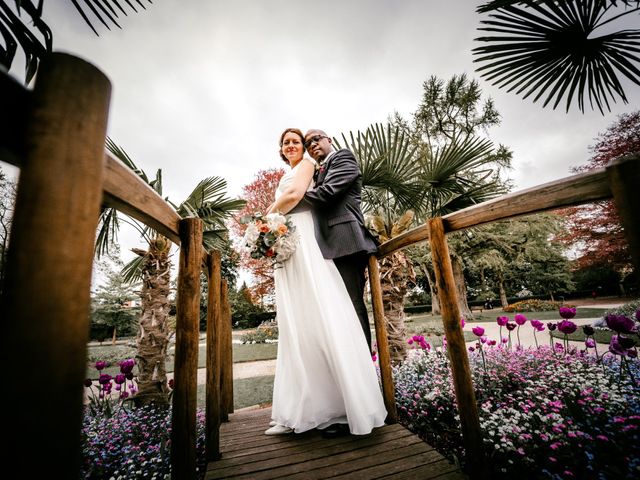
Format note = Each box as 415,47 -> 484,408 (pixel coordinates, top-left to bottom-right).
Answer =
240,212 -> 299,266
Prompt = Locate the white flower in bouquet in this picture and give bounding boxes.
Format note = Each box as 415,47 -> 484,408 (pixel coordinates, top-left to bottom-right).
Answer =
242,221 -> 260,250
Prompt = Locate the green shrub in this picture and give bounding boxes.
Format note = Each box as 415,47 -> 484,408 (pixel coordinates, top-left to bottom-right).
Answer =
503,299 -> 572,312
241,326 -> 279,344
603,298 -> 640,319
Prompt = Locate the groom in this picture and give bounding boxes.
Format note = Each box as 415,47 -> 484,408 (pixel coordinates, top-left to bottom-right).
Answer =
302,129 -> 378,351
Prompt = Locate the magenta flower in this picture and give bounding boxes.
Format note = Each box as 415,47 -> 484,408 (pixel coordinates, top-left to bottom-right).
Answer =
496,316 -> 509,326
460,318 -> 465,329
472,326 -> 485,337
114,374 -> 126,385
488,339 -> 497,346
84,378 -> 93,388
609,335 -> 636,357
585,338 -> 596,348
558,320 -> 577,335
95,361 -> 108,371
514,314 -> 527,325
582,325 -> 595,336
605,314 -> 636,334
98,373 -> 112,385
559,307 -> 577,319
119,359 -> 135,374
530,319 -> 545,331
547,322 -> 557,331
506,322 -> 517,331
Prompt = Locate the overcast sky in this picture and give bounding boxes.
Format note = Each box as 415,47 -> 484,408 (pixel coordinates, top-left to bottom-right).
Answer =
3,0 -> 639,270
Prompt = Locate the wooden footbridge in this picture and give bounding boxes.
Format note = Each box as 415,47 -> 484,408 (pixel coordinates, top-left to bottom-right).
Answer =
205,407 -> 465,480
1,53 -> 639,479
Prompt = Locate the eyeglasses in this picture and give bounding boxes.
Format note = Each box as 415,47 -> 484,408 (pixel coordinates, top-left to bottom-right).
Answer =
304,135 -> 328,149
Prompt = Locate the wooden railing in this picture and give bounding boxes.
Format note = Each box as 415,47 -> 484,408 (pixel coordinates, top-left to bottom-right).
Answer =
2,52 -> 639,480
370,155 -> 640,476
0,53 -> 233,479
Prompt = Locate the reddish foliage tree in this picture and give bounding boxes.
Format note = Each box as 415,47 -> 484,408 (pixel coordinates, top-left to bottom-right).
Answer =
230,168 -> 286,301
558,111 -> 640,274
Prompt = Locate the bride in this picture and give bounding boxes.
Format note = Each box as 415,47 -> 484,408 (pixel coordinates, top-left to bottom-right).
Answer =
264,128 -> 387,436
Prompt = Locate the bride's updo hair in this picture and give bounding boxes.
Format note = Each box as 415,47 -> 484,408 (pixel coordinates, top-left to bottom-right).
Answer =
279,128 -> 305,164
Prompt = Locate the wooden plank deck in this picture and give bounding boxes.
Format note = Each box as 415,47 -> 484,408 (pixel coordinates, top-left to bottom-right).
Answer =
206,407 -> 466,479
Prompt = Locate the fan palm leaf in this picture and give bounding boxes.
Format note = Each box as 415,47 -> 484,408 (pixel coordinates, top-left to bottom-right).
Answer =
473,0 -> 640,113
2,0 -> 152,83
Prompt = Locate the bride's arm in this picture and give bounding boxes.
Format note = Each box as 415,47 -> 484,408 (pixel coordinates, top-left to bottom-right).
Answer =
267,159 -> 315,214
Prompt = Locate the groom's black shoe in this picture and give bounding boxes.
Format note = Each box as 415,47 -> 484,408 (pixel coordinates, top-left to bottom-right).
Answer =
321,424 -> 350,439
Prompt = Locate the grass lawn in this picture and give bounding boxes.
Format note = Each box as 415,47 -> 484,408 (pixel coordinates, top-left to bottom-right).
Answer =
196,375 -> 274,410
87,342 -> 278,379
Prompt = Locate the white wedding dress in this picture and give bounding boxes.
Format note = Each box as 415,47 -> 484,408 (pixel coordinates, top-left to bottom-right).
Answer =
270,159 -> 387,435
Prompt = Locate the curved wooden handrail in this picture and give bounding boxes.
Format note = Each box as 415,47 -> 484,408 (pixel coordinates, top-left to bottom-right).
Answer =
376,167 -> 611,258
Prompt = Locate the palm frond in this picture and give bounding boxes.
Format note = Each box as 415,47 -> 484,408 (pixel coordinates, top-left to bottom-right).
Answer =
105,137 -> 151,184
69,0 -> 153,35
473,0 -> 640,113
95,207 -> 120,258
121,254 -> 144,284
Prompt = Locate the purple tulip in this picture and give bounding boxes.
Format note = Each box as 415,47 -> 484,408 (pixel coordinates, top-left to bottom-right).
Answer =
547,323 -> 557,331
514,314 -> 527,325
501,337 -> 508,344
558,320 -> 577,335
582,325 -> 595,336
609,334 -> 635,357
496,316 -> 509,326
530,319 -> 545,331
472,326 -> 485,337
506,322 -> 517,331
120,391 -> 129,399
559,307 -> 577,319
95,361 -> 108,371
605,314 -> 636,334
585,338 -> 596,348
468,346 -> 475,352
460,318 -> 465,329
114,374 -> 126,385
125,372 -> 134,381
84,378 -> 93,388
119,359 -> 135,374
98,373 -> 112,385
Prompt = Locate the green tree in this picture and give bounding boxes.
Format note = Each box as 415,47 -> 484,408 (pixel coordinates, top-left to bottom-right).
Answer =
458,214 -> 574,307
337,75 -> 510,361
91,249 -> 139,343
97,139 -> 245,406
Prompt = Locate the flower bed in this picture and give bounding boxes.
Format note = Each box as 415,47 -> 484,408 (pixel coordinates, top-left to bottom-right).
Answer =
503,299 -> 569,312
395,331 -> 640,478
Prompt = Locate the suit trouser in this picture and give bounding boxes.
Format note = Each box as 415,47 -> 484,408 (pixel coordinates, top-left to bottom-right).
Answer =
333,253 -> 372,351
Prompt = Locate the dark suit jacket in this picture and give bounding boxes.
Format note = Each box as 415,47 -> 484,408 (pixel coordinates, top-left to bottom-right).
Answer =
302,149 -> 378,259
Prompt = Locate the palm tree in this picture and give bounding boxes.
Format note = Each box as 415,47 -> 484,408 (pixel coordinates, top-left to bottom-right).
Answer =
473,0 -> 640,113
97,139 -> 245,406
337,124 -> 505,363
1,0 -> 153,83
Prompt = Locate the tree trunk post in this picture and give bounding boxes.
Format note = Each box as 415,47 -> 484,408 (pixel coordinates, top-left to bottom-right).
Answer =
205,250 -> 222,460
220,279 -> 234,419
428,218 -> 485,477
606,153 -> 640,292
367,255 -> 398,424
171,218 -> 203,480
0,53 -> 110,477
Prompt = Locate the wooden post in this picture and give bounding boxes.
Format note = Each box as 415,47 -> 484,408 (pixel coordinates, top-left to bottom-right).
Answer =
606,153 -> 640,291
0,53 -> 110,477
171,218 -> 203,480
205,251 -> 222,460
220,279 -> 234,419
428,217 -> 484,477
367,255 -> 398,423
